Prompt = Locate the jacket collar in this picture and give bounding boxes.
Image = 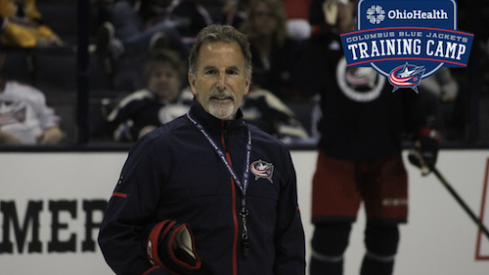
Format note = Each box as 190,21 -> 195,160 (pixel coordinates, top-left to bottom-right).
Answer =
189,99 -> 246,134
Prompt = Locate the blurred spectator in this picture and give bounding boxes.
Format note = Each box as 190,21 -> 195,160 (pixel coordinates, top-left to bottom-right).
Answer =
240,0 -> 299,99
219,0 -> 249,28
418,67 -> 462,140
0,0 -> 64,48
241,88 -> 309,143
292,0 -> 356,98
170,0 -> 213,37
418,67 -> 459,102
0,49 -> 63,144
106,48 -> 192,141
94,0 -> 213,60
282,0 -> 312,41
220,0 -> 313,40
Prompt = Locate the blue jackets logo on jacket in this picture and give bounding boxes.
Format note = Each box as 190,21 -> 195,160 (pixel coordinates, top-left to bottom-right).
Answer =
251,159 -> 274,183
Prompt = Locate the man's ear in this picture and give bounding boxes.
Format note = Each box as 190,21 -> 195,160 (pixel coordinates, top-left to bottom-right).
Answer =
188,73 -> 198,96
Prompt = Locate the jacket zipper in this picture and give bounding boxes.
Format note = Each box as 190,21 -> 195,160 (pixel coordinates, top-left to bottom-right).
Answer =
221,121 -> 239,275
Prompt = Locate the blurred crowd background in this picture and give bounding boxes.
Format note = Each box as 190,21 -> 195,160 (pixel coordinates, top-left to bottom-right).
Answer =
0,0 -> 488,149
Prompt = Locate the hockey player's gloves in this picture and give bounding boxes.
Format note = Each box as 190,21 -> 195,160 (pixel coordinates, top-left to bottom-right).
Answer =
146,220 -> 201,274
408,127 -> 440,176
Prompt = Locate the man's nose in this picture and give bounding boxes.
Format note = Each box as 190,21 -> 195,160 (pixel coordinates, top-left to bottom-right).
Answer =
159,75 -> 169,82
217,73 -> 227,89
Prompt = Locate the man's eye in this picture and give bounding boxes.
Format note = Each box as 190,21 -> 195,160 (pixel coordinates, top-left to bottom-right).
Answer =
205,70 -> 217,75
227,70 -> 238,75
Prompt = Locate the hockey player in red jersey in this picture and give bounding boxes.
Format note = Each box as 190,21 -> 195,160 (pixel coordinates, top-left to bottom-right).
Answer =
293,0 -> 440,274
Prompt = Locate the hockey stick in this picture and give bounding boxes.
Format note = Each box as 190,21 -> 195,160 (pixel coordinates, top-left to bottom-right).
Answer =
431,167 -> 489,240
408,150 -> 489,240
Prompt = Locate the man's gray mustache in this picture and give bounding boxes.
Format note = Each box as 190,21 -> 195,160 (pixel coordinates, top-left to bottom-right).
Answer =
210,90 -> 235,100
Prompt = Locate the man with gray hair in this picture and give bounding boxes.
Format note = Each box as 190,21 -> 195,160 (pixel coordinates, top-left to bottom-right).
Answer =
99,24 -> 306,275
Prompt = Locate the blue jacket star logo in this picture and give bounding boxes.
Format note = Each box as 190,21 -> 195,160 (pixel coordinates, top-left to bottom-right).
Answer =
388,63 -> 425,93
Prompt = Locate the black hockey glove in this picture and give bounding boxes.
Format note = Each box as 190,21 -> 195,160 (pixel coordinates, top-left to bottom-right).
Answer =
408,127 -> 440,175
146,220 -> 201,274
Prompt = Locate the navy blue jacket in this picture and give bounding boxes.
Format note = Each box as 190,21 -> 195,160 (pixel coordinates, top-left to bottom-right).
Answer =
98,101 -> 306,275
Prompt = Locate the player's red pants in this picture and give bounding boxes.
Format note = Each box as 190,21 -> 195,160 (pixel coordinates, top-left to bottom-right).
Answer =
311,151 -> 408,223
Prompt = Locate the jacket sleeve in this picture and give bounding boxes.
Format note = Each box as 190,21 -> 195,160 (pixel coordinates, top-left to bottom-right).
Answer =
403,86 -> 439,134
273,149 -> 306,275
98,138 -> 170,275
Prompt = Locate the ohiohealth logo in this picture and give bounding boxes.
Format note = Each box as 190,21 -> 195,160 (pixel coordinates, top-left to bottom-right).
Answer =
341,0 -> 474,92
366,5 -> 385,24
